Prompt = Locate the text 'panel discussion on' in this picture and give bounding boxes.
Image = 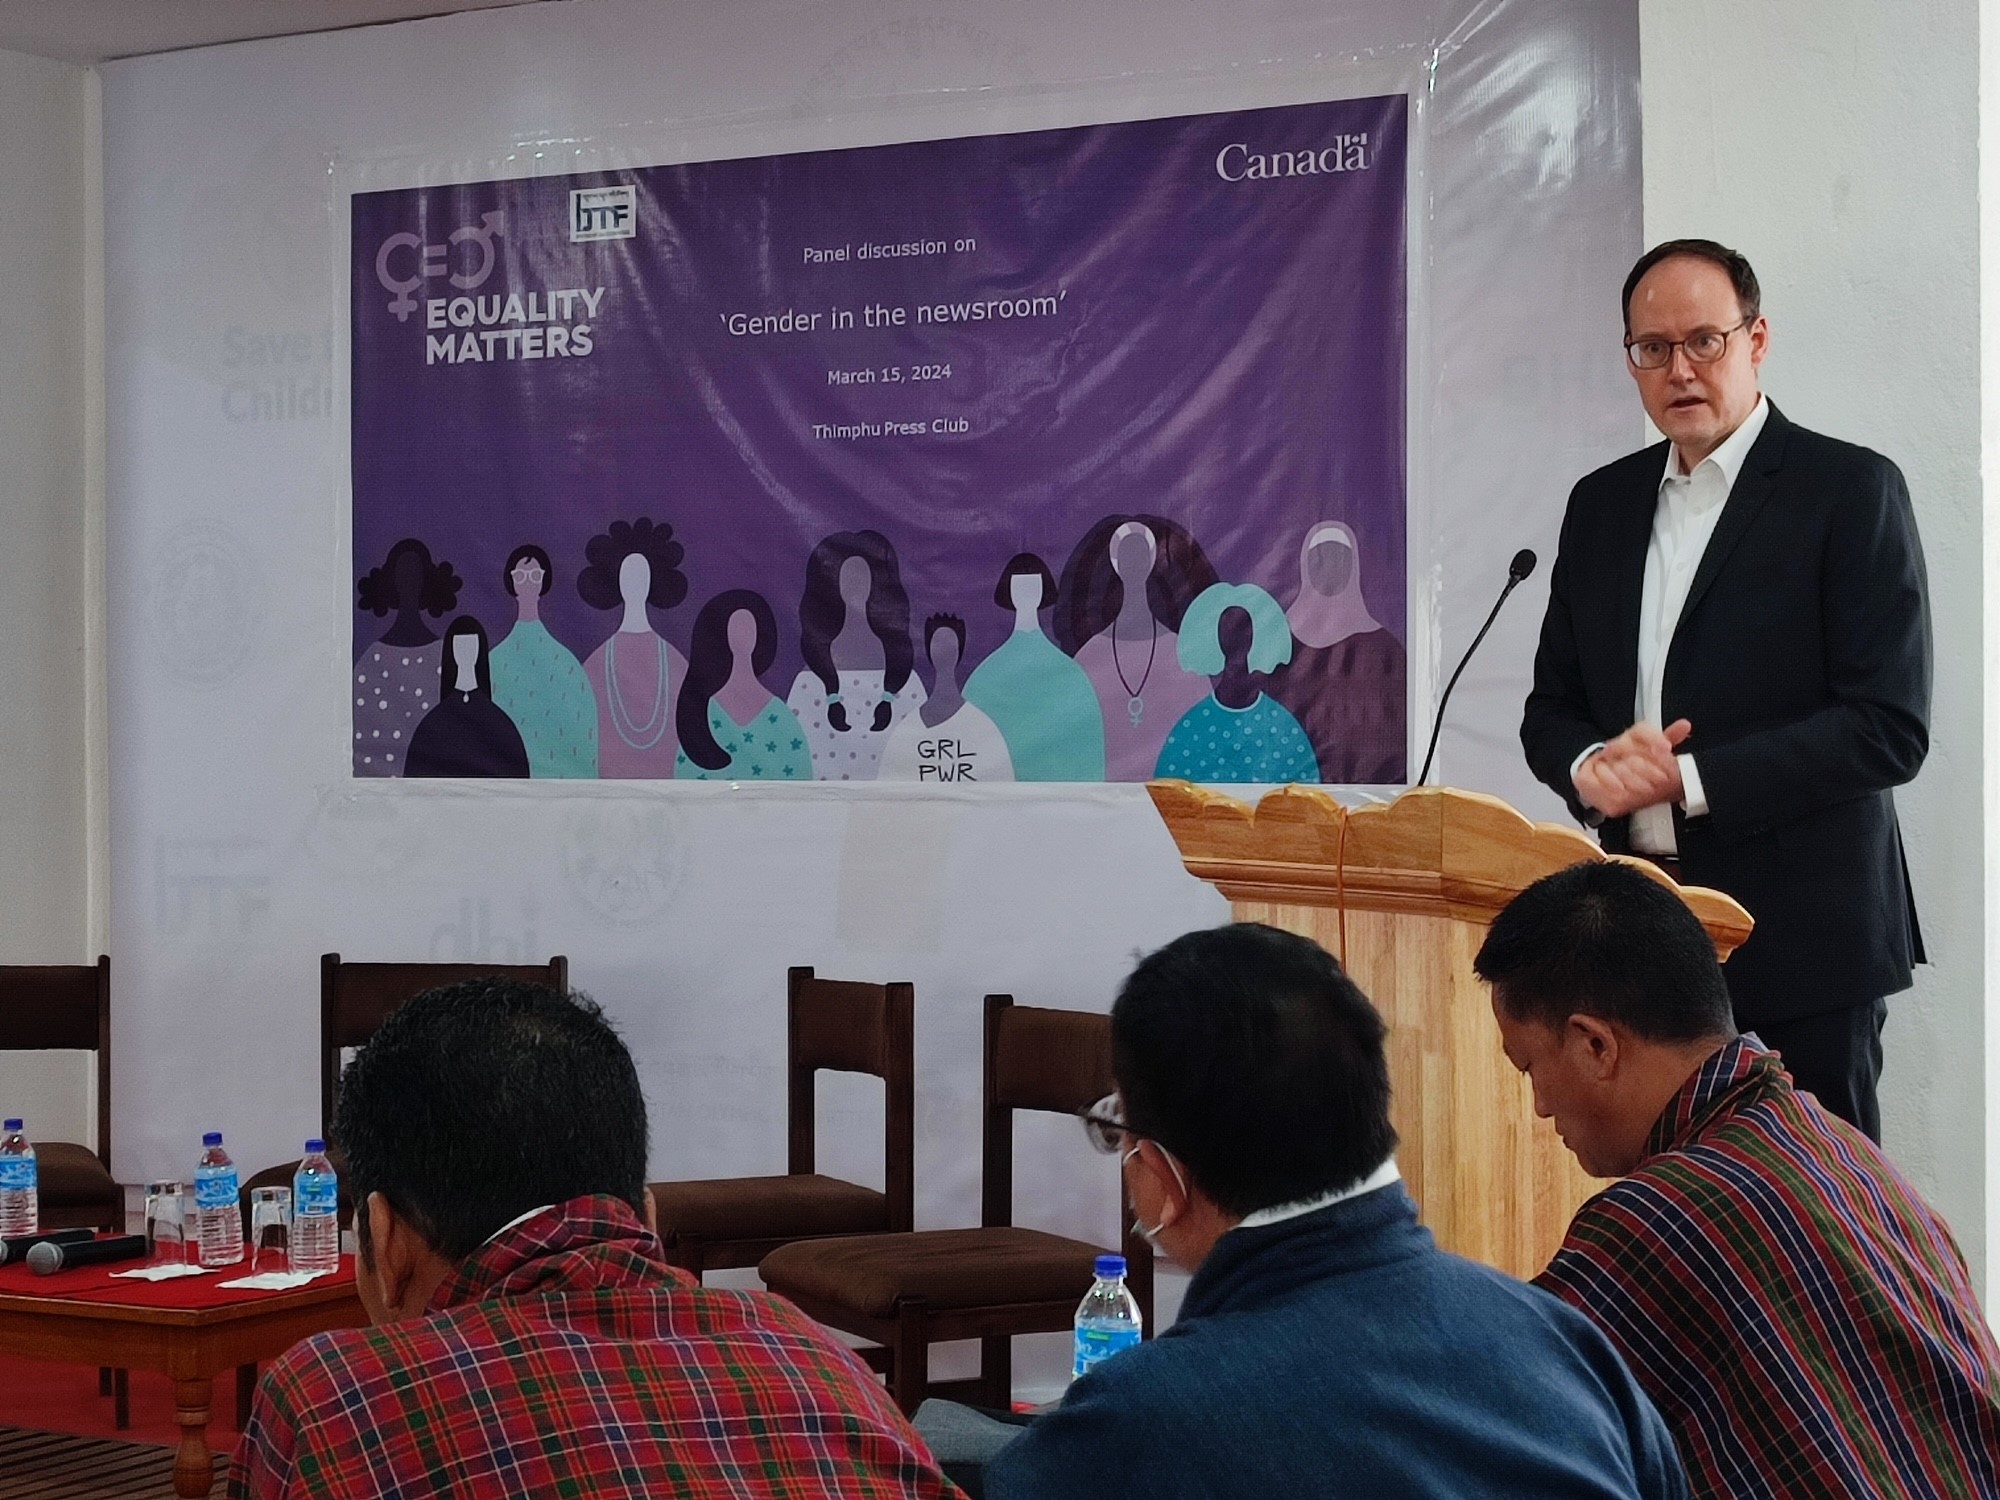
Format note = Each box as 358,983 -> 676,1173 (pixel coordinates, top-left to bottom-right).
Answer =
1,0 -> 1997,1496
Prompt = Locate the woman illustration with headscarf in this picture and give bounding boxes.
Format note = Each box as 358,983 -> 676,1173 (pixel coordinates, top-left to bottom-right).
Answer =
404,615 -> 532,778
353,537 -> 463,776
964,552 -> 1106,781
673,589 -> 813,782
578,518 -> 690,779
1266,520 -> 1408,783
1055,515 -> 1217,781
1155,582 -> 1320,784
489,544 -> 598,778
784,530 -> 926,781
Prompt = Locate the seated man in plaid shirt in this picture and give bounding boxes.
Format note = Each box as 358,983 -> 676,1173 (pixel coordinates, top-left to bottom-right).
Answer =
1477,861 -> 2000,1499
228,978 -> 956,1499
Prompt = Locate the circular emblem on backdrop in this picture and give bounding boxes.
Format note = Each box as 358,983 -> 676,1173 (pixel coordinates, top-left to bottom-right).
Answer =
561,804 -> 690,927
144,520 -> 265,687
797,17 -> 1038,107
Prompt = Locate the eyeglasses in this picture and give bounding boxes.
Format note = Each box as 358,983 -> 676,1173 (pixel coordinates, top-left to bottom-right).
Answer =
1624,318 -> 1752,371
1080,1094 -> 1138,1155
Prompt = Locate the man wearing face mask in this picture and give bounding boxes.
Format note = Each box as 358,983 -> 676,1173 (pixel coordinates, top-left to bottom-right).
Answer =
979,923 -> 1686,1500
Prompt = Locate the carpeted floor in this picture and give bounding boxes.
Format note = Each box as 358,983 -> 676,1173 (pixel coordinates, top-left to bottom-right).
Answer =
0,1425 -> 186,1498
0,1353 -> 240,1450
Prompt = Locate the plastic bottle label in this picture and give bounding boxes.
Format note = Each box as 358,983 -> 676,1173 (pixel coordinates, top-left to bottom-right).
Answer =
195,1169 -> 240,1210
0,1159 -> 34,1191
1073,1324 -> 1141,1377
296,1176 -> 338,1215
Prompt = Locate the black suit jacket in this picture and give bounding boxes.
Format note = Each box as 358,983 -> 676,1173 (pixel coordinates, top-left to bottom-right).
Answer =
1522,403 -> 1931,1025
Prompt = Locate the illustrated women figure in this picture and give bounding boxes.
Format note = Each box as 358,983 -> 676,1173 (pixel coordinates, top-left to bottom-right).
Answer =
489,545 -> 598,778
673,589 -> 813,782
1266,521 -> 1408,783
1155,582 -> 1320,785
963,553 -> 1106,782
784,530 -> 926,781
578,518 -> 690,779
877,615 -> 1015,784
1055,515 -> 1217,781
404,616 -> 532,778
353,537 -> 462,776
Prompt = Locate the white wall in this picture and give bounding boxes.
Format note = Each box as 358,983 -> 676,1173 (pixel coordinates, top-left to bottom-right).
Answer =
0,47 -> 94,1144
1639,0 -> 1987,1281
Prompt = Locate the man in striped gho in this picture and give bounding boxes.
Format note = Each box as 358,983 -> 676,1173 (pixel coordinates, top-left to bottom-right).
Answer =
1476,859 -> 2000,1499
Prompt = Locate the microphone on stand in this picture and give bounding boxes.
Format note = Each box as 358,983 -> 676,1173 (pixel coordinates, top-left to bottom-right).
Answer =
1416,548 -> 1538,787
0,1226 -> 94,1265
26,1234 -> 148,1275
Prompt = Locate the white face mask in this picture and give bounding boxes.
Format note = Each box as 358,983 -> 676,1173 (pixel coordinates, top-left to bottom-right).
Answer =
1124,1142 -> 1189,1246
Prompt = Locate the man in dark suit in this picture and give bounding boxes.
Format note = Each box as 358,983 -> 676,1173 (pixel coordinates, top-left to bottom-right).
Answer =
1522,239 -> 1930,1140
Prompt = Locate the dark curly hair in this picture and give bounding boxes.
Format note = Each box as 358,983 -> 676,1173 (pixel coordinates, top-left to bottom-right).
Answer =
1053,515 -> 1218,656
798,530 -> 913,733
357,538 -> 461,618
576,518 -> 689,614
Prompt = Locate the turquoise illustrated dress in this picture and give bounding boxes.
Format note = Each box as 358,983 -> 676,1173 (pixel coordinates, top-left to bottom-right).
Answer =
490,620 -> 599,778
673,697 -> 814,781
963,629 -> 1107,781
1154,693 -> 1322,784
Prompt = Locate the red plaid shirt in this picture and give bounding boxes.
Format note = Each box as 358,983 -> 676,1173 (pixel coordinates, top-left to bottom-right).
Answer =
227,1195 -> 957,1498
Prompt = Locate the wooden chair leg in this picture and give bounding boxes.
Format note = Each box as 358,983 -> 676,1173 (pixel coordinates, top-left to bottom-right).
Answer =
979,1335 -> 1012,1410
889,1302 -> 929,1416
237,1363 -> 258,1428
113,1368 -> 130,1430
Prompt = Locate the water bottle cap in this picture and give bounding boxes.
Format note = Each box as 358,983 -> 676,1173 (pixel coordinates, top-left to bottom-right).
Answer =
202,1131 -> 222,1146
304,1139 -> 325,1153
2,1120 -> 20,1132
1094,1254 -> 1127,1279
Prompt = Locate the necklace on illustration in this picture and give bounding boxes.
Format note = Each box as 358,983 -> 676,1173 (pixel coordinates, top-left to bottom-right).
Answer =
1110,618 -> 1158,727
604,632 -> 671,749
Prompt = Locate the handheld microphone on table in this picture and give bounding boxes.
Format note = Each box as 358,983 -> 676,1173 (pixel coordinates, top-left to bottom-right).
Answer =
26,1234 -> 147,1275
1416,548 -> 1538,787
0,1227 -> 94,1266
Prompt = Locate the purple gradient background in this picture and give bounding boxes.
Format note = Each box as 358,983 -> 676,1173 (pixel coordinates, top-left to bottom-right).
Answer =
351,96 -> 1406,714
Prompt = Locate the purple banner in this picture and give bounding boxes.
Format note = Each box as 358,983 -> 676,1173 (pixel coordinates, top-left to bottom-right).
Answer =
351,97 -> 1408,784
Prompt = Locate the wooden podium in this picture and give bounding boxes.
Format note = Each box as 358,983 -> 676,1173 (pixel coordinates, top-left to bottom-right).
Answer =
1148,781 -> 1753,1281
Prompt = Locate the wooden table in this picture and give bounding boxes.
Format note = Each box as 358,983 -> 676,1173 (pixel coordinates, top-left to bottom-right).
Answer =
0,1264 -> 367,1497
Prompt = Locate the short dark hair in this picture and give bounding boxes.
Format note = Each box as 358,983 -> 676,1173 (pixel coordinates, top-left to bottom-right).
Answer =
1113,923 -> 1396,1217
502,544 -> 553,597
923,613 -> 967,658
993,552 -> 1057,611
1474,860 -> 1736,1043
334,979 -> 650,1261
1621,238 -> 1761,334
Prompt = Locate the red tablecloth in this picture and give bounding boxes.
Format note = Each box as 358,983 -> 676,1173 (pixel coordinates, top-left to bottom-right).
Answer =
0,1242 -> 355,1310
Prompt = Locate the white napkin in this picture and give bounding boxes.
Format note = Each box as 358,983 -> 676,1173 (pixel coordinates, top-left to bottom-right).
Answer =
110,1263 -> 213,1281
217,1269 -> 336,1290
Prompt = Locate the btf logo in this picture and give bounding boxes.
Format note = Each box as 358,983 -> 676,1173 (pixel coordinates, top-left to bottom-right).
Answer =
374,211 -> 503,323
571,186 -> 638,243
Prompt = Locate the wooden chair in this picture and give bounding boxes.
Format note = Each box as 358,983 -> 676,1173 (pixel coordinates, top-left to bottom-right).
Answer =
0,958 -> 117,1233
649,967 -> 914,1276
234,952 -> 567,1425
760,994 -> 1152,1415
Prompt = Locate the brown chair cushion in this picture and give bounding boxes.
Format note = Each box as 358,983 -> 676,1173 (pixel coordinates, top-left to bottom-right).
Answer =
651,1174 -> 888,1245
36,1141 -> 117,1209
760,1227 -> 1105,1319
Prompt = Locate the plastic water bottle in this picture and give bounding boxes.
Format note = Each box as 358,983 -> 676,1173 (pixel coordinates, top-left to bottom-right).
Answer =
0,1120 -> 37,1237
193,1131 -> 244,1267
1072,1253 -> 1143,1379
291,1140 -> 340,1274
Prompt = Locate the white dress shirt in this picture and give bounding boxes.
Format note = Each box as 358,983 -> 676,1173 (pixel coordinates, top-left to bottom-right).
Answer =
1622,395 -> 1769,854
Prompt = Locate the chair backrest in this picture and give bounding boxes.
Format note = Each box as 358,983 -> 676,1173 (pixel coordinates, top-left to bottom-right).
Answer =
0,957 -> 111,1166
786,966 -> 915,1233
320,953 -> 570,1136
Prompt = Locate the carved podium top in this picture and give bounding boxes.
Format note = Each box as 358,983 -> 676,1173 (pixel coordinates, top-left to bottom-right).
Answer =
1148,781 -> 1753,957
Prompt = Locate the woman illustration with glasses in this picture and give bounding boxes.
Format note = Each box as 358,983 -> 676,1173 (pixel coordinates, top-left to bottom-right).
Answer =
489,544 -> 598,778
